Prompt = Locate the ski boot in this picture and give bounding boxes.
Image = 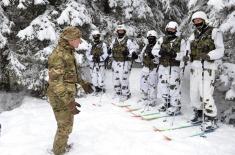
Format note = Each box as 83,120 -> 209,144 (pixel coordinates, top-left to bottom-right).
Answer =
166,106 -> 181,116
201,115 -> 217,131
190,108 -> 203,124
157,103 -> 170,112
119,93 -> 131,102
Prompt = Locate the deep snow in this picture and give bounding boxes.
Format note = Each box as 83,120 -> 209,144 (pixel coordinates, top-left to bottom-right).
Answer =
0,68 -> 235,155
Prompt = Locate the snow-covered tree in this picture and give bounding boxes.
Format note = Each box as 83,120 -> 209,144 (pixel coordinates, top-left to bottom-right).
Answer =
0,0 -> 234,122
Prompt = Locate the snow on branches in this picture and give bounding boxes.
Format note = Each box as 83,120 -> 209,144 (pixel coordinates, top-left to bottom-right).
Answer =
17,13 -> 57,41
57,0 -> 92,26
108,0 -> 153,19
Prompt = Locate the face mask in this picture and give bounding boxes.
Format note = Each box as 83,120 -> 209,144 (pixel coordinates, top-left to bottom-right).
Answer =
117,32 -> 126,39
166,31 -> 176,36
147,36 -> 156,45
93,35 -> 100,43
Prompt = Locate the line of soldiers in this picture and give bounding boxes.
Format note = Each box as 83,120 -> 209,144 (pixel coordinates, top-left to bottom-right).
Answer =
47,11 -> 224,155
86,11 -> 224,130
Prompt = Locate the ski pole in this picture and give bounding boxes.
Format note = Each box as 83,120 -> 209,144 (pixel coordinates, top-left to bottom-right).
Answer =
201,59 -> 205,131
182,50 -> 189,76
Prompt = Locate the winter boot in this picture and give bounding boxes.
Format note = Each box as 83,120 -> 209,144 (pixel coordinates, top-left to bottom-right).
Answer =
190,108 -> 203,124
166,106 -> 181,116
119,93 -> 131,102
201,115 -> 217,131
157,103 -> 170,112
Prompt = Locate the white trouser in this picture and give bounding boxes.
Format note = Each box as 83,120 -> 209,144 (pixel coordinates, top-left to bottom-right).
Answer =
140,66 -> 158,101
89,62 -> 105,88
157,65 -> 181,107
112,61 -> 131,96
190,67 -> 217,117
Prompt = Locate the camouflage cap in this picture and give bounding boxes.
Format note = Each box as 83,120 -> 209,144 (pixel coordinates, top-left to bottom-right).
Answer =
61,26 -> 81,41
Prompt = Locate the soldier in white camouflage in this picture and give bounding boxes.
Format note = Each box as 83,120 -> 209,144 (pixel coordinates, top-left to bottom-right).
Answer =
136,30 -> 159,109
156,21 -> 186,115
86,30 -> 108,95
108,24 -> 139,102
185,11 -> 224,131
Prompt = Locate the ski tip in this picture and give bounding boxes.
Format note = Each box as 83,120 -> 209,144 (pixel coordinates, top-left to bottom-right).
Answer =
153,127 -> 162,132
163,135 -> 172,141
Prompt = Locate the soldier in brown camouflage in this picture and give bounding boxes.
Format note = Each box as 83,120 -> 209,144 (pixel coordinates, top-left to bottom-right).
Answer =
47,26 -> 92,155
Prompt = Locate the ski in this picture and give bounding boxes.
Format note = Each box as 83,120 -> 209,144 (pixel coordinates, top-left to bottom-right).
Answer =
111,102 -> 131,107
141,112 -> 170,120
131,109 -> 160,117
189,127 -> 218,137
153,122 -> 201,132
162,126 -> 218,141
125,106 -> 142,112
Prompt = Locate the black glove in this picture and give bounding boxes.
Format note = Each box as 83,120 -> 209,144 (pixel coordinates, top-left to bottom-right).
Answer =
131,52 -> 138,60
123,49 -> 129,56
169,50 -> 177,59
147,51 -> 155,59
93,55 -> 100,63
159,49 -> 166,57
107,48 -> 112,55
183,56 -> 189,62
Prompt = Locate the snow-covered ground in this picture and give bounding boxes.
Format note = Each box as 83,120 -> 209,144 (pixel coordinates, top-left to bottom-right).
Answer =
0,68 -> 235,155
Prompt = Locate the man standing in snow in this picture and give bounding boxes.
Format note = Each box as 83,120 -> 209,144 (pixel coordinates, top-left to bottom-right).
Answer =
47,26 -> 91,155
185,11 -> 224,131
134,30 -> 159,109
156,21 -> 186,115
87,30 -> 108,95
108,24 -> 139,102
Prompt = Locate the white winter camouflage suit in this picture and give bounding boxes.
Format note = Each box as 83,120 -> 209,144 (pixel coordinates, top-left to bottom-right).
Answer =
156,36 -> 186,108
188,27 -> 224,117
87,42 -> 108,89
110,37 -> 139,97
138,43 -> 159,102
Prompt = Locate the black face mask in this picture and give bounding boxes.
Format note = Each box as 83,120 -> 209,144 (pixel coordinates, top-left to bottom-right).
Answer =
166,31 -> 176,36
117,32 -> 126,39
93,35 -> 100,43
194,21 -> 208,32
166,31 -> 177,40
147,36 -> 156,45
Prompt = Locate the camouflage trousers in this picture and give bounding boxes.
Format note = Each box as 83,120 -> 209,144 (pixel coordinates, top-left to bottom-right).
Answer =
157,65 -> 181,107
140,66 -> 158,101
47,90 -> 74,155
89,62 -> 105,88
190,67 -> 217,117
112,61 -> 131,96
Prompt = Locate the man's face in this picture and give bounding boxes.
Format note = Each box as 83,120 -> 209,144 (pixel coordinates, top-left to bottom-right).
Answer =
68,38 -> 81,48
117,29 -> 126,38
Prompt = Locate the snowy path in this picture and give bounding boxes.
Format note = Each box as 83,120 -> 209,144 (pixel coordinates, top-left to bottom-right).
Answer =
0,69 -> 235,155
